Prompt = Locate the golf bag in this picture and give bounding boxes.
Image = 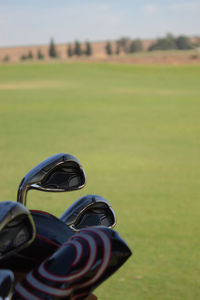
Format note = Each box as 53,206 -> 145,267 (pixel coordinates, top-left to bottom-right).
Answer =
0,153 -> 132,299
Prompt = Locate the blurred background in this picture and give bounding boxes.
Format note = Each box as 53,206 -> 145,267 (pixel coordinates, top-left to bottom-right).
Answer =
0,1 -> 200,299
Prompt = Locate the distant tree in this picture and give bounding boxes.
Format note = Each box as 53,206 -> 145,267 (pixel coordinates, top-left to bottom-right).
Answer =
148,33 -> 195,51
148,34 -> 177,51
49,38 -> 57,58
176,35 -> 193,50
115,41 -> 121,55
67,44 -> 73,57
105,42 -> 112,55
27,50 -> 33,59
3,55 -> 10,62
116,37 -> 130,53
37,49 -> 44,60
148,39 -> 164,51
74,40 -> 82,56
129,39 -> 143,53
20,54 -> 27,61
165,33 -> 177,49
85,41 -> 92,56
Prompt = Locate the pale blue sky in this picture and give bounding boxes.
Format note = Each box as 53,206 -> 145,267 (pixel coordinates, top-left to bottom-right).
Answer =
0,0 -> 199,47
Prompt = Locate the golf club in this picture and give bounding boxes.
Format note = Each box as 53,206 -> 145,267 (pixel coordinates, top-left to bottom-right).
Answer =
3,193 -> 116,274
1,210 -> 74,276
17,153 -> 86,206
0,201 -> 36,262
60,194 -> 116,231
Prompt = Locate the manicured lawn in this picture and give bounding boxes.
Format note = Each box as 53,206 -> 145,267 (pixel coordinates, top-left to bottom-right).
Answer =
0,62 -> 200,299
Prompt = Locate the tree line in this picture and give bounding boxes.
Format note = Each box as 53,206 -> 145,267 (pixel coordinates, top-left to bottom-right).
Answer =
49,39 -> 92,58
148,34 -> 199,51
105,34 -> 200,55
105,38 -> 143,55
2,34 -> 200,62
19,39 -> 92,61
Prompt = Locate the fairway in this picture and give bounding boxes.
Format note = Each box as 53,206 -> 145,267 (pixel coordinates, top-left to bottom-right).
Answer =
0,62 -> 200,300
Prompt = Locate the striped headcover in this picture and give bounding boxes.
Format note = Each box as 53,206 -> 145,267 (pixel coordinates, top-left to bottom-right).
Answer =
13,226 -> 132,300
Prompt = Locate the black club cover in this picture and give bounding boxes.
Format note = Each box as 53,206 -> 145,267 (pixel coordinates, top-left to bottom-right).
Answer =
13,226 -> 132,300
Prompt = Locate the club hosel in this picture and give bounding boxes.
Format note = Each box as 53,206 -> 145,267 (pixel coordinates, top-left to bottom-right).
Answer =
17,183 -> 29,206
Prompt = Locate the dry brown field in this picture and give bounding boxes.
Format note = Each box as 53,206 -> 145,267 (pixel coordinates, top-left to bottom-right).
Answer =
0,41 -> 117,62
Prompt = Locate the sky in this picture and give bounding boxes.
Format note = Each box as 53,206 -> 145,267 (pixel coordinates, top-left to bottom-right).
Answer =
0,0 -> 200,47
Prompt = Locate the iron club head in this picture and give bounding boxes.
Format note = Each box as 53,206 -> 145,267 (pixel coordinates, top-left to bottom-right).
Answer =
1,210 -> 75,276
60,194 -> 117,231
17,153 -> 86,206
0,201 -> 36,261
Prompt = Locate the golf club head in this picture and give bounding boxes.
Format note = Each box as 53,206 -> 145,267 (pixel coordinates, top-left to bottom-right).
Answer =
0,201 -> 36,261
0,269 -> 14,299
60,194 -> 117,231
14,227 -> 132,300
17,153 -> 86,206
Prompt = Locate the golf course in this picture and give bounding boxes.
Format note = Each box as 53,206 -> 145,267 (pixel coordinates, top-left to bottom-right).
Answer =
0,61 -> 200,300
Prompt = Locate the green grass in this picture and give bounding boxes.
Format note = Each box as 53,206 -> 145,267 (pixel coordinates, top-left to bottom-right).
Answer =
0,62 -> 200,300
